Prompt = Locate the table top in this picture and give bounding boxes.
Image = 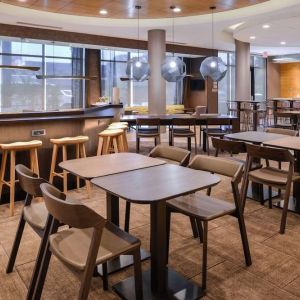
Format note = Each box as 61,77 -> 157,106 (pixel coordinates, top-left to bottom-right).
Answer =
59,153 -> 165,179
121,114 -> 235,121
91,164 -> 220,204
225,131 -> 288,144
230,100 -> 263,104
263,136 -> 300,151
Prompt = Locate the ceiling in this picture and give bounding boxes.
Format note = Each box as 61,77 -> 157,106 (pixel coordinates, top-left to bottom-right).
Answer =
0,0 -> 268,19
1,0 -> 300,56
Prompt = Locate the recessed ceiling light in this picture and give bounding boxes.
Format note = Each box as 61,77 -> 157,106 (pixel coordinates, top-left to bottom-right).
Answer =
250,36 -> 256,40
280,41 -> 286,45
262,24 -> 270,29
172,7 -> 181,13
99,9 -> 108,15
18,0 -> 27,2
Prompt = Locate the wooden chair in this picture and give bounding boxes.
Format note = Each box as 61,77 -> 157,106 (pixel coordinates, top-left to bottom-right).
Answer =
170,117 -> 197,153
97,129 -> 125,155
167,155 -> 252,293
241,144 -> 300,233
0,140 -> 42,216
49,136 -> 91,196
107,123 -> 129,152
136,118 -> 160,153
34,183 -> 143,300
265,127 -> 299,136
124,145 -> 191,233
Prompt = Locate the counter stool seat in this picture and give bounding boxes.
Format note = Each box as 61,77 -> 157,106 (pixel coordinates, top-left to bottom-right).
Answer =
110,121 -> 128,126
49,136 -> 90,196
97,129 -> 125,155
0,140 -> 42,216
107,124 -> 129,151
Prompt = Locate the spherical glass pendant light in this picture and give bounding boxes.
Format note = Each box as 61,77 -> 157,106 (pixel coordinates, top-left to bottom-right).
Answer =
161,6 -> 186,82
126,56 -> 150,82
200,56 -> 227,82
161,56 -> 186,82
200,6 -> 227,82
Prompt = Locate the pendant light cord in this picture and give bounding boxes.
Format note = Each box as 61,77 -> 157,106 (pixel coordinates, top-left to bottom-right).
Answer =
210,6 -> 216,54
136,4 -> 141,59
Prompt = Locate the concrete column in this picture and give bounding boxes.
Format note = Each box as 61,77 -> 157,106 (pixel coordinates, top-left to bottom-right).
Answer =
235,39 -> 251,101
148,29 -> 166,114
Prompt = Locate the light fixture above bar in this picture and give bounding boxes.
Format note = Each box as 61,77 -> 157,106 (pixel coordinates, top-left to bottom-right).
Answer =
0,65 -> 40,71
36,75 -> 98,80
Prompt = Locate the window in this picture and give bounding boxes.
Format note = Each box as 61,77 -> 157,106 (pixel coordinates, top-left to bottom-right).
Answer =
0,39 -> 85,113
251,55 -> 266,101
100,49 -> 184,107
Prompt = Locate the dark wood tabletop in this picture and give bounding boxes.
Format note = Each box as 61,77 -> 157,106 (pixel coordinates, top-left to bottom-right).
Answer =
91,164 -> 220,204
59,153 -> 165,179
225,131 -> 288,144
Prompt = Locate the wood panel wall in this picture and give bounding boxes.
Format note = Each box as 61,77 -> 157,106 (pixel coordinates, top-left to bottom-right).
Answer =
267,60 -> 280,98
280,63 -> 300,98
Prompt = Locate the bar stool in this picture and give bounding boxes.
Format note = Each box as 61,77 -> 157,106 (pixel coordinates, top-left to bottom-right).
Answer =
97,129 -> 124,155
107,123 -> 129,152
0,140 -> 42,216
49,136 -> 91,196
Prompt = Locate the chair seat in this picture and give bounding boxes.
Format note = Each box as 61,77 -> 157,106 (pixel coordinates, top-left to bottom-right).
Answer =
49,222 -> 140,271
249,167 -> 300,186
167,194 -> 236,221
0,140 -> 42,150
50,136 -> 89,145
23,202 -> 48,230
171,128 -> 195,137
98,129 -> 123,137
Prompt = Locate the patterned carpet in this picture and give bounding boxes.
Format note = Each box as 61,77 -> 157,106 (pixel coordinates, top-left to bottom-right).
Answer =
1,136 -> 300,299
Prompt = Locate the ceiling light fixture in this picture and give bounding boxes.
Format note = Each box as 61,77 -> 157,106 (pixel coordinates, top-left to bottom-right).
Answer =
280,41 -> 286,45
161,6 -> 186,82
250,36 -> 256,40
200,6 -> 227,82
262,24 -> 270,29
125,4 -> 150,82
173,7 -> 181,13
99,9 -> 108,15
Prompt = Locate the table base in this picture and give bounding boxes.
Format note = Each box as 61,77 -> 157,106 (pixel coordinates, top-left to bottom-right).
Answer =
274,197 -> 300,214
97,249 -> 150,276
113,268 -> 204,300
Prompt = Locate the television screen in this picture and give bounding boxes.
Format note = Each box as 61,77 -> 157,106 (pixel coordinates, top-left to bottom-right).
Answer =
190,79 -> 205,91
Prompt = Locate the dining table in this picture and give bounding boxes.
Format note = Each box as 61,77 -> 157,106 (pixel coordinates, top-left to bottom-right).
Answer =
61,152 -> 220,299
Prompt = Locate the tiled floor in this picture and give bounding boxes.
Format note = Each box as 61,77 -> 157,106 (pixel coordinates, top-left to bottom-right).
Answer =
1,133 -> 300,299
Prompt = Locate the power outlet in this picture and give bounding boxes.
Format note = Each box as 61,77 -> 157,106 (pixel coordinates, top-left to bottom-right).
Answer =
32,129 -> 46,136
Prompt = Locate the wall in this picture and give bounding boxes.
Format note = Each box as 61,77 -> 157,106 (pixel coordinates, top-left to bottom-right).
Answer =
280,63 -> 300,98
267,60 -> 280,98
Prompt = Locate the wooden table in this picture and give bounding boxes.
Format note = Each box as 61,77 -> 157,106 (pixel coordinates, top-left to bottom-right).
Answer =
60,153 -> 166,275
263,136 -> 300,213
225,131 -> 287,202
92,164 -> 220,299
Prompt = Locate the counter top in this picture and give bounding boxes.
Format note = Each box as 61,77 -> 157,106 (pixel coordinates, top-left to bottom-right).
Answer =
0,104 -> 123,124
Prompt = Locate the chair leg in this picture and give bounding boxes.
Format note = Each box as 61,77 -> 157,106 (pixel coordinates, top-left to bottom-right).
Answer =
9,150 -> 16,216
62,145 -> 68,194
75,144 -> 80,189
124,201 -> 131,232
136,137 -> 140,153
201,221 -> 208,292
154,137 -> 158,147
187,137 -> 191,151
97,136 -> 103,156
194,135 -> 198,154
196,218 -> 204,243
280,190 -> 291,234
166,208 -> 171,265
189,217 -> 199,238
49,144 -> 58,183
0,150 -> 8,199
102,262 -> 108,291
6,203 -> 28,273
133,248 -> 143,300
268,186 -> 273,209
236,210 -> 252,266
34,148 -> 40,176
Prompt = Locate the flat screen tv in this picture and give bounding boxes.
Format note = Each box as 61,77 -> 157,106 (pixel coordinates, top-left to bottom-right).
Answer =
190,79 -> 205,91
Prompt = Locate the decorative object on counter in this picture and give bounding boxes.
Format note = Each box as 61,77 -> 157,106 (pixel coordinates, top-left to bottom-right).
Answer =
161,6 -> 186,82
125,4 -> 150,82
112,87 -> 120,105
200,6 -> 227,82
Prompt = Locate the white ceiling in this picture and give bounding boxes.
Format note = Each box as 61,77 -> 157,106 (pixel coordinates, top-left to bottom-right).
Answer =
1,0 -> 300,56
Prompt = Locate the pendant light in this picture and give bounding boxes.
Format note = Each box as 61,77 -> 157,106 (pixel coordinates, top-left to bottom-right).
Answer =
0,38 -> 40,71
36,42 -> 97,80
125,4 -> 150,82
200,6 -> 227,82
161,6 -> 186,82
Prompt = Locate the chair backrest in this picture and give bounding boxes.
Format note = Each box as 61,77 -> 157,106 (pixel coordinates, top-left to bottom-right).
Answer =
40,183 -> 106,229
172,117 -> 196,126
246,143 -> 294,163
192,106 -> 207,116
265,127 -> 298,136
136,117 -> 160,126
149,145 -> 190,167
188,155 -> 243,183
211,137 -> 246,156
16,164 -> 46,197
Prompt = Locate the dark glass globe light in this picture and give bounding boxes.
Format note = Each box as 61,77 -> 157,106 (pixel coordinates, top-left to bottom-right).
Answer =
126,57 -> 150,82
200,56 -> 227,82
161,56 -> 186,82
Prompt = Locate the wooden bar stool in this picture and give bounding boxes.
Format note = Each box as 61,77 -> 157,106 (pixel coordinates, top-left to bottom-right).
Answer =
0,140 -> 42,216
97,129 -> 125,155
108,123 -> 129,152
49,136 -> 91,196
